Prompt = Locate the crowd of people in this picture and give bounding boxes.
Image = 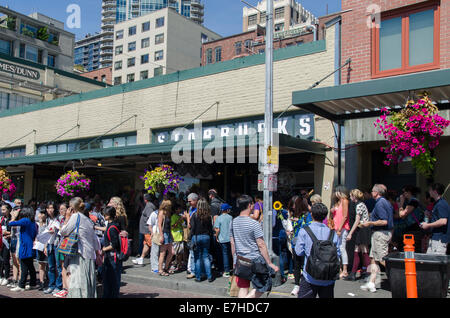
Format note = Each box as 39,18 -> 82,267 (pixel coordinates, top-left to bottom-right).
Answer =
0,181 -> 448,299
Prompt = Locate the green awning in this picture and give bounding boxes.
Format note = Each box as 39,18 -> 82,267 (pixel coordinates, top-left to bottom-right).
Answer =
0,133 -> 329,168
292,68 -> 450,121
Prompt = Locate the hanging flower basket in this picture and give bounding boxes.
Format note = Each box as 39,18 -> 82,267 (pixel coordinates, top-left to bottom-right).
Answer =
374,94 -> 450,177
55,170 -> 91,198
141,164 -> 183,196
0,169 -> 16,198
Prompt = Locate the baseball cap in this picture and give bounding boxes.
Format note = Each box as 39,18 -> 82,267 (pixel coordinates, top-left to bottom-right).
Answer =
220,203 -> 232,211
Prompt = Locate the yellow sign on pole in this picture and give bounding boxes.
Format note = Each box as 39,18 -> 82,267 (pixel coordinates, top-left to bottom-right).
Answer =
267,146 -> 279,165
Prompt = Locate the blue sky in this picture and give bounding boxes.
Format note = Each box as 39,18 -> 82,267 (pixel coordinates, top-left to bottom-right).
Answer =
2,0 -> 341,41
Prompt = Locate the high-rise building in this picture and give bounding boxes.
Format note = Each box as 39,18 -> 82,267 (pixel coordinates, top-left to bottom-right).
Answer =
74,33 -> 102,71
243,0 -> 317,33
112,7 -> 220,85
100,0 -> 204,68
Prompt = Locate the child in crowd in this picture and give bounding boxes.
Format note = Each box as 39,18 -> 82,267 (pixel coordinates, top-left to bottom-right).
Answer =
214,203 -> 233,277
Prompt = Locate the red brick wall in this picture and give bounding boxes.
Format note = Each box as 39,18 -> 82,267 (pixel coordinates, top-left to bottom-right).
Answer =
341,0 -> 450,83
201,14 -> 340,65
80,67 -> 112,85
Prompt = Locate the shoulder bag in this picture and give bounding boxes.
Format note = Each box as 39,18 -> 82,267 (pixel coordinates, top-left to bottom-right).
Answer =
57,214 -> 80,256
151,215 -> 165,246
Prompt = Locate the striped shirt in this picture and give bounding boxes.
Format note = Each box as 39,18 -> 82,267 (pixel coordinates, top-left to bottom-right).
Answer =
230,216 -> 264,260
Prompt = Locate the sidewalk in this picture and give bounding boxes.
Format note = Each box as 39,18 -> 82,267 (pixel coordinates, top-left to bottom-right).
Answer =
121,259 -> 393,298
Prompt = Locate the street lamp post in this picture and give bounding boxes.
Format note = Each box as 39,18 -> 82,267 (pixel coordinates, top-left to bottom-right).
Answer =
262,0 -> 282,286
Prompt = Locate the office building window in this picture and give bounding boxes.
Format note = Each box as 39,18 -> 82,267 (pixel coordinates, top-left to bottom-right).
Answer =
127,57 -> 135,67
127,73 -> 135,83
260,12 -> 266,24
155,50 -> 164,61
275,23 -> 284,31
114,60 -> 122,70
47,54 -> 56,67
141,54 -> 149,64
235,42 -> 242,55
201,33 -> 209,43
140,70 -> 149,80
244,40 -> 251,51
0,39 -> 11,56
101,75 -> 106,83
116,30 -> 124,40
142,37 -> 150,48
275,7 -> 285,20
156,17 -> 165,28
25,45 -> 38,62
215,47 -> 222,62
115,45 -> 123,55
155,33 -> 164,45
114,76 -> 122,85
128,41 -> 136,52
206,48 -> 213,64
142,21 -> 150,32
129,26 -> 137,36
154,66 -> 163,77
19,43 -> 25,58
373,3 -> 440,77
248,14 -> 257,26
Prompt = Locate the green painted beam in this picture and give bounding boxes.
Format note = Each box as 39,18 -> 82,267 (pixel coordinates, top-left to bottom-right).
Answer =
292,68 -> 450,107
0,133 -> 327,167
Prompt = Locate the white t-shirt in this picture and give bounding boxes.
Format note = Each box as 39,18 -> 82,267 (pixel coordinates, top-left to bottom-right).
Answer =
146,210 -> 159,234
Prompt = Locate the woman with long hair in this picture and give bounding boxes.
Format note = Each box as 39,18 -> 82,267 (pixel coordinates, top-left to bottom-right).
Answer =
190,198 -> 214,282
108,197 -> 128,236
53,202 -> 70,298
9,206 -> 37,292
7,206 -> 22,289
0,203 -> 12,286
60,197 -> 102,298
43,202 -> 64,295
101,206 -> 122,298
287,195 -> 310,296
333,185 -> 350,279
158,200 -> 174,276
35,209 -> 48,291
345,189 -> 371,281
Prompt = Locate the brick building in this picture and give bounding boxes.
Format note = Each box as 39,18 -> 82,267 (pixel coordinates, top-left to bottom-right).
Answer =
79,67 -> 113,85
202,12 -> 340,66
341,0 -> 450,84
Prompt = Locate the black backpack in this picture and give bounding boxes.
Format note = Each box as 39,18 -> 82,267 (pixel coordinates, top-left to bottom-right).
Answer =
304,226 -> 340,281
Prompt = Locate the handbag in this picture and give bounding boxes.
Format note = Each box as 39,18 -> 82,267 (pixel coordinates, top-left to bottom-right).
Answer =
234,255 -> 254,280
57,215 -> 80,256
151,216 -> 165,246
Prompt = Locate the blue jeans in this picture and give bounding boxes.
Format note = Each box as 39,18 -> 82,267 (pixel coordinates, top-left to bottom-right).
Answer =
272,237 -> 288,279
193,235 -> 212,280
47,245 -> 63,290
220,242 -> 231,273
102,256 -> 122,298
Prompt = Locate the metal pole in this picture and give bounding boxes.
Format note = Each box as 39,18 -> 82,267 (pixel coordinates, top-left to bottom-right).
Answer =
263,0 -> 274,259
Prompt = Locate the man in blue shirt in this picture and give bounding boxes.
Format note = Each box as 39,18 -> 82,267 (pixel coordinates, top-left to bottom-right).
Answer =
421,183 -> 449,255
360,184 -> 393,293
214,203 -> 233,277
295,203 -> 340,298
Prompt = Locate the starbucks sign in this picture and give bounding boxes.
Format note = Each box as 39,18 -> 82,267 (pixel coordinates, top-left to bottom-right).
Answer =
0,61 -> 40,80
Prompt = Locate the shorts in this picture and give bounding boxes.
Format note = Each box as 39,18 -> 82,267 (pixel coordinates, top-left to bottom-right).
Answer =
236,276 -> 251,289
163,232 -> 173,245
370,230 -> 392,262
173,241 -> 184,255
235,256 -> 273,293
36,250 -> 47,263
144,234 -> 152,247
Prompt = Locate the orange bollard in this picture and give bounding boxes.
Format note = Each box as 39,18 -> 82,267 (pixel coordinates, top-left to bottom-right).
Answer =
403,234 -> 418,298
